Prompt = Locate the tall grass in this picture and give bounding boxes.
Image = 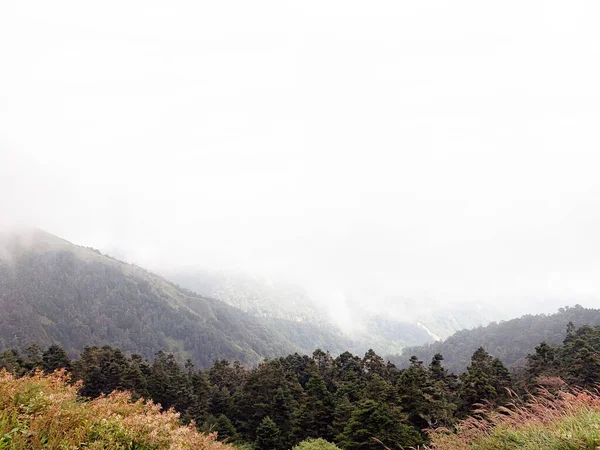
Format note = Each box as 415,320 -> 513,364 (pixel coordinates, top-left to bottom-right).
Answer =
0,369 -> 234,450
427,384 -> 600,450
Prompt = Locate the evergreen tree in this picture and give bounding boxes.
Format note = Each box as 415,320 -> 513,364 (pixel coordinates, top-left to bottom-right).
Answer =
426,354 -> 458,427
255,416 -> 281,450
459,347 -> 510,414
189,370 -> 214,423
331,393 -> 354,440
23,344 -> 43,372
201,414 -> 239,442
337,399 -> 423,450
296,372 -> 335,441
42,345 -> 71,373
148,350 -> 194,413
0,349 -> 24,375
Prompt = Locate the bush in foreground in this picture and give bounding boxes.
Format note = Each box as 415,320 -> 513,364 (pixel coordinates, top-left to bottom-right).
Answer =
0,369 -> 234,450
292,438 -> 341,450
427,385 -> 600,449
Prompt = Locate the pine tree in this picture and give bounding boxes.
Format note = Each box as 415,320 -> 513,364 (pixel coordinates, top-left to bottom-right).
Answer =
337,399 -> 423,450
459,347 -> 510,414
255,416 -> 281,450
201,414 -> 238,442
331,394 -> 354,441
42,345 -> 71,373
297,372 -> 335,441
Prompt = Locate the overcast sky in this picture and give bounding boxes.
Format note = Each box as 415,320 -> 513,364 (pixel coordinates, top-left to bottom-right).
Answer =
2,1 -> 600,315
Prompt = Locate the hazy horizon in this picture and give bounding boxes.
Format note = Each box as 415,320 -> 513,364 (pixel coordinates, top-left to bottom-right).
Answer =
2,1 -> 600,325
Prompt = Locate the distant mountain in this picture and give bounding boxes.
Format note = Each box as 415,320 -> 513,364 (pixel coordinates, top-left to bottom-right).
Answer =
168,270 -> 445,355
167,270 -> 330,326
168,269 -> 521,356
389,305 -> 600,373
0,229 -> 350,367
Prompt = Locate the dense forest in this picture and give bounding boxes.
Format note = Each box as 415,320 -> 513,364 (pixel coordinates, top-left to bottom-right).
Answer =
3,322 -> 600,449
392,304 -> 600,373
0,230 -> 352,367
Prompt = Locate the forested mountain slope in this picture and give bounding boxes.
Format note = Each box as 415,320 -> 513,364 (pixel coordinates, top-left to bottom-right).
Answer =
0,229 -> 350,367
390,305 -> 600,373
168,270 -> 330,325
169,270 -> 440,355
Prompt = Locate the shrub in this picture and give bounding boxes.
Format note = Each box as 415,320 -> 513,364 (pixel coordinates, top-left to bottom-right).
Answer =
427,386 -> 600,449
292,438 -> 341,450
0,369 -> 234,450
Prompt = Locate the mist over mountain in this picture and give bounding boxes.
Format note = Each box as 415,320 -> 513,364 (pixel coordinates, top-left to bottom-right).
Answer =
165,268 -> 502,355
0,229 -> 354,367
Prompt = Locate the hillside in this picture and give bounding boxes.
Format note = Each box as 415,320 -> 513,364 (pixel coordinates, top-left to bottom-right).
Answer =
169,270 -> 450,355
391,305 -> 600,373
0,369 -> 232,450
0,229 -> 350,367
168,270 -> 332,326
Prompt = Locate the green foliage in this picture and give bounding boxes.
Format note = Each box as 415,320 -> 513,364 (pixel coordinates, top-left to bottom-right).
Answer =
526,323 -> 600,389
292,438 -> 341,450
201,414 -> 239,443
4,323 -> 600,449
394,305 -> 600,373
42,344 -> 71,373
336,399 -> 424,450
458,347 -> 511,414
255,416 -> 281,450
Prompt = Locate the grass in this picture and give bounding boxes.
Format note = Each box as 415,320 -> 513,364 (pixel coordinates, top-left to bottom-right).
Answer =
0,369 -> 234,450
427,384 -> 600,450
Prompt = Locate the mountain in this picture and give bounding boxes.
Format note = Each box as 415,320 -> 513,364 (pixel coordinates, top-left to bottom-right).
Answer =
167,270 -> 442,355
390,304 -> 600,373
0,229 -> 350,367
168,270 -> 517,356
166,270 -> 331,326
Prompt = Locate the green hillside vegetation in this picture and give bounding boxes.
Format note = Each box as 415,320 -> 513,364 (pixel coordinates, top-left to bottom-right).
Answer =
0,229 -> 350,367
392,305 -> 600,373
168,270 -> 330,325
3,322 -> 600,448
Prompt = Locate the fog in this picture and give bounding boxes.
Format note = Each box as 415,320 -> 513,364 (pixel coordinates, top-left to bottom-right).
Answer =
2,1 -> 600,323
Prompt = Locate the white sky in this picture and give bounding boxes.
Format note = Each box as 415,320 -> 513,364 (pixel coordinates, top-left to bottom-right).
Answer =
2,1 -> 600,315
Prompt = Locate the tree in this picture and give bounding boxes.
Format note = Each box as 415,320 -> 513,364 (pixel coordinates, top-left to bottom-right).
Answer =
0,349 -> 24,375
459,347 -> 510,414
42,345 -> 71,373
23,344 -> 43,372
255,416 -> 281,450
426,354 -> 458,427
292,438 -> 341,450
148,350 -> 194,413
362,349 -> 388,378
296,372 -> 335,441
189,370 -> 214,423
336,399 -> 423,450
527,342 -> 556,379
201,414 -> 238,442
331,393 -> 354,440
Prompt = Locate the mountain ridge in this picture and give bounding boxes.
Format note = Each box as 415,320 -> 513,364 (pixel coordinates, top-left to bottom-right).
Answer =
0,229 -> 351,367
390,304 -> 600,373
